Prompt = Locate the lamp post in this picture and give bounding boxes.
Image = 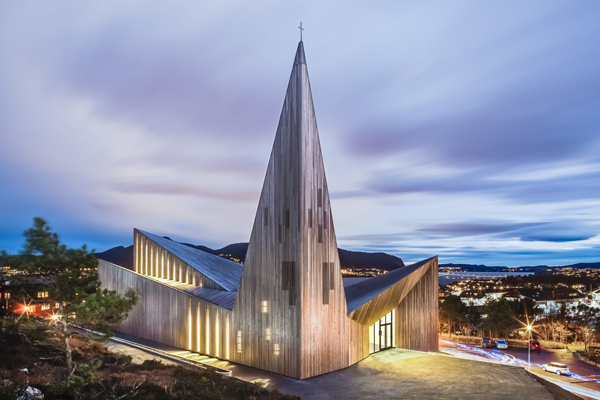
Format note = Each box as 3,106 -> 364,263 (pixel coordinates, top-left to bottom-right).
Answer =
527,325 -> 532,371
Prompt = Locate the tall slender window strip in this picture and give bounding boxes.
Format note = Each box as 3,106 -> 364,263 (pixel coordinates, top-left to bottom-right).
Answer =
161,249 -> 165,278
187,299 -> 192,350
166,254 -> 170,280
156,248 -> 160,278
134,233 -> 138,273
215,310 -> 220,357
179,260 -> 182,282
155,246 -> 159,277
186,266 -> 190,284
144,238 -> 149,276
149,242 -> 154,276
236,331 -> 242,353
392,309 -> 396,348
205,306 -> 210,355
196,303 -> 201,352
226,314 -> 230,359
157,248 -> 161,278
192,270 -> 196,286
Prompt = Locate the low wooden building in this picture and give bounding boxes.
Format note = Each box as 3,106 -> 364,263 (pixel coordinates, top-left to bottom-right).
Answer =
98,41 -> 438,379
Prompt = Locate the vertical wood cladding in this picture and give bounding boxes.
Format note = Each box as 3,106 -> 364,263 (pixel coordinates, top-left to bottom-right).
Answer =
101,41 -> 440,380
395,258 -> 439,352
232,42 -> 348,379
97,260 -> 229,359
134,230 -> 221,290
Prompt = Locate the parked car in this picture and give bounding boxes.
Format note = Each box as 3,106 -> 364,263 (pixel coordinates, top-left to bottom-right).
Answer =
542,362 -> 570,375
496,338 -> 508,349
530,340 -> 541,352
481,337 -> 493,348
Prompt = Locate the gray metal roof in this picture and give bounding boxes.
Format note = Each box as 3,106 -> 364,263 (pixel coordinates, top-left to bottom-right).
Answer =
345,257 -> 437,313
137,229 -> 243,292
185,286 -> 237,309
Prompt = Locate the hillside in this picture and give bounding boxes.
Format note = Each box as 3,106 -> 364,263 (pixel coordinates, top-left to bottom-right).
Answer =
95,241 -> 405,272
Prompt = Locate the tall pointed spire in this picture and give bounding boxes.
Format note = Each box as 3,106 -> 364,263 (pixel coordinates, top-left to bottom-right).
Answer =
232,42 -> 348,379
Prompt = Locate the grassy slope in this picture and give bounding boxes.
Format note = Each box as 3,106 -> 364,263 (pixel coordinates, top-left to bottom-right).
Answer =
0,320 -> 299,400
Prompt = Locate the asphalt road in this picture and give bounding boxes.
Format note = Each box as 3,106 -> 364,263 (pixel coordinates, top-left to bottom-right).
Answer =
440,340 -> 600,400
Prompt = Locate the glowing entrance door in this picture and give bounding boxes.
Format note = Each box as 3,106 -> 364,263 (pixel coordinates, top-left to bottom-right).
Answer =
369,309 -> 395,354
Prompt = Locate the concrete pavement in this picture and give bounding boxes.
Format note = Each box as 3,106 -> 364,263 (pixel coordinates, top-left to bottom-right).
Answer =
105,332 -> 580,400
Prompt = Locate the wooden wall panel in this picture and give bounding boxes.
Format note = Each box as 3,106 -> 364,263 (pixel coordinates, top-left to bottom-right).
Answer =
232,42 -> 349,379
98,260 -> 231,359
395,257 -> 439,352
347,258 -> 437,326
98,41 -> 440,379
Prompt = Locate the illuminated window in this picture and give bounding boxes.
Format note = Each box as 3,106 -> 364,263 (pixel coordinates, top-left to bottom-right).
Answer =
226,314 -> 230,359
206,305 -> 210,354
266,328 -> 271,341
236,330 -> 242,353
188,299 -> 192,350
215,310 -> 220,357
274,343 -> 280,355
37,292 -> 48,298
197,303 -> 201,352
41,304 -> 50,310
54,302 -> 59,308
5,293 -> 9,299
262,301 -> 268,313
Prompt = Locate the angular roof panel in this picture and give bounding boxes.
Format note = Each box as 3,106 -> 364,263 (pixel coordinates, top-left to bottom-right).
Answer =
346,256 -> 437,325
136,229 -> 243,292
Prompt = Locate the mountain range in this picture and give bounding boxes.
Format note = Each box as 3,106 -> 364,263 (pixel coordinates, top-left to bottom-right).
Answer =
95,240 -> 600,273
95,240 -> 406,272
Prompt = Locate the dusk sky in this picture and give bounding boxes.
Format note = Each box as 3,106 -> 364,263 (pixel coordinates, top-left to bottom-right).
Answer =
1,1 -> 599,267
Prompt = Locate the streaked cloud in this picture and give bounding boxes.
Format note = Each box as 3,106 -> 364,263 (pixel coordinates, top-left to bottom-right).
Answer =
1,1 -> 599,267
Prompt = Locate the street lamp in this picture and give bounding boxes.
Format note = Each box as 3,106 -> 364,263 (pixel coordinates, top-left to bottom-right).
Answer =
527,325 -> 532,371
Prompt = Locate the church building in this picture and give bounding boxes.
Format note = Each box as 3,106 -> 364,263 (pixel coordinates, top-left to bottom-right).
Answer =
98,41 -> 438,379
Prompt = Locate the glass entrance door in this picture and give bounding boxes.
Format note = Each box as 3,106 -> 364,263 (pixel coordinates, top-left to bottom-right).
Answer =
369,309 -> 395,354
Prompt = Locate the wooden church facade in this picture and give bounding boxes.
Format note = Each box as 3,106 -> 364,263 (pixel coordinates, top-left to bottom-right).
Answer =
98,41 -> 438,379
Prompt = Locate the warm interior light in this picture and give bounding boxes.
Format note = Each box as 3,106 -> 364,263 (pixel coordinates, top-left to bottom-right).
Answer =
262,301 -> 268,313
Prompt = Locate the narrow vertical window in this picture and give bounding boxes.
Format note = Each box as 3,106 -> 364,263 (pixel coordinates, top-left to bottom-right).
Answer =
318,225 -> 323,243
166,254 -> 170,280
236,331 -> 242,353
329,262 -> 335,290
308,208 -> 313,228
285,209 -> 290,228
274,343 -> 280,355
226,313 -> 230,359
206,305 -> 210,354
322,262 -> 330,305
196,303 -> 201,352
266,328 -> 271,341
317,188 -> 322,207
215,310 -> 220,357
262,300 -> 268,313
324,211 -> 328,230
150,243 -> 154,276
187,299 -> 192,350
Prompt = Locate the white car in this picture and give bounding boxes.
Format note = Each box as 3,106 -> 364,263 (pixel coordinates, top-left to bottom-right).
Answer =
542,362 -> 570,375
496,338 -> 508,349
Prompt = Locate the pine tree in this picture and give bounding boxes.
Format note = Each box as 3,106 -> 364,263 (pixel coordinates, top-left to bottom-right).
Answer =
1,217 -> 137,375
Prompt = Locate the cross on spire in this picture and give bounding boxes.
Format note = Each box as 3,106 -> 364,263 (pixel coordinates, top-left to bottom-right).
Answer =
298,22 -> 304,41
